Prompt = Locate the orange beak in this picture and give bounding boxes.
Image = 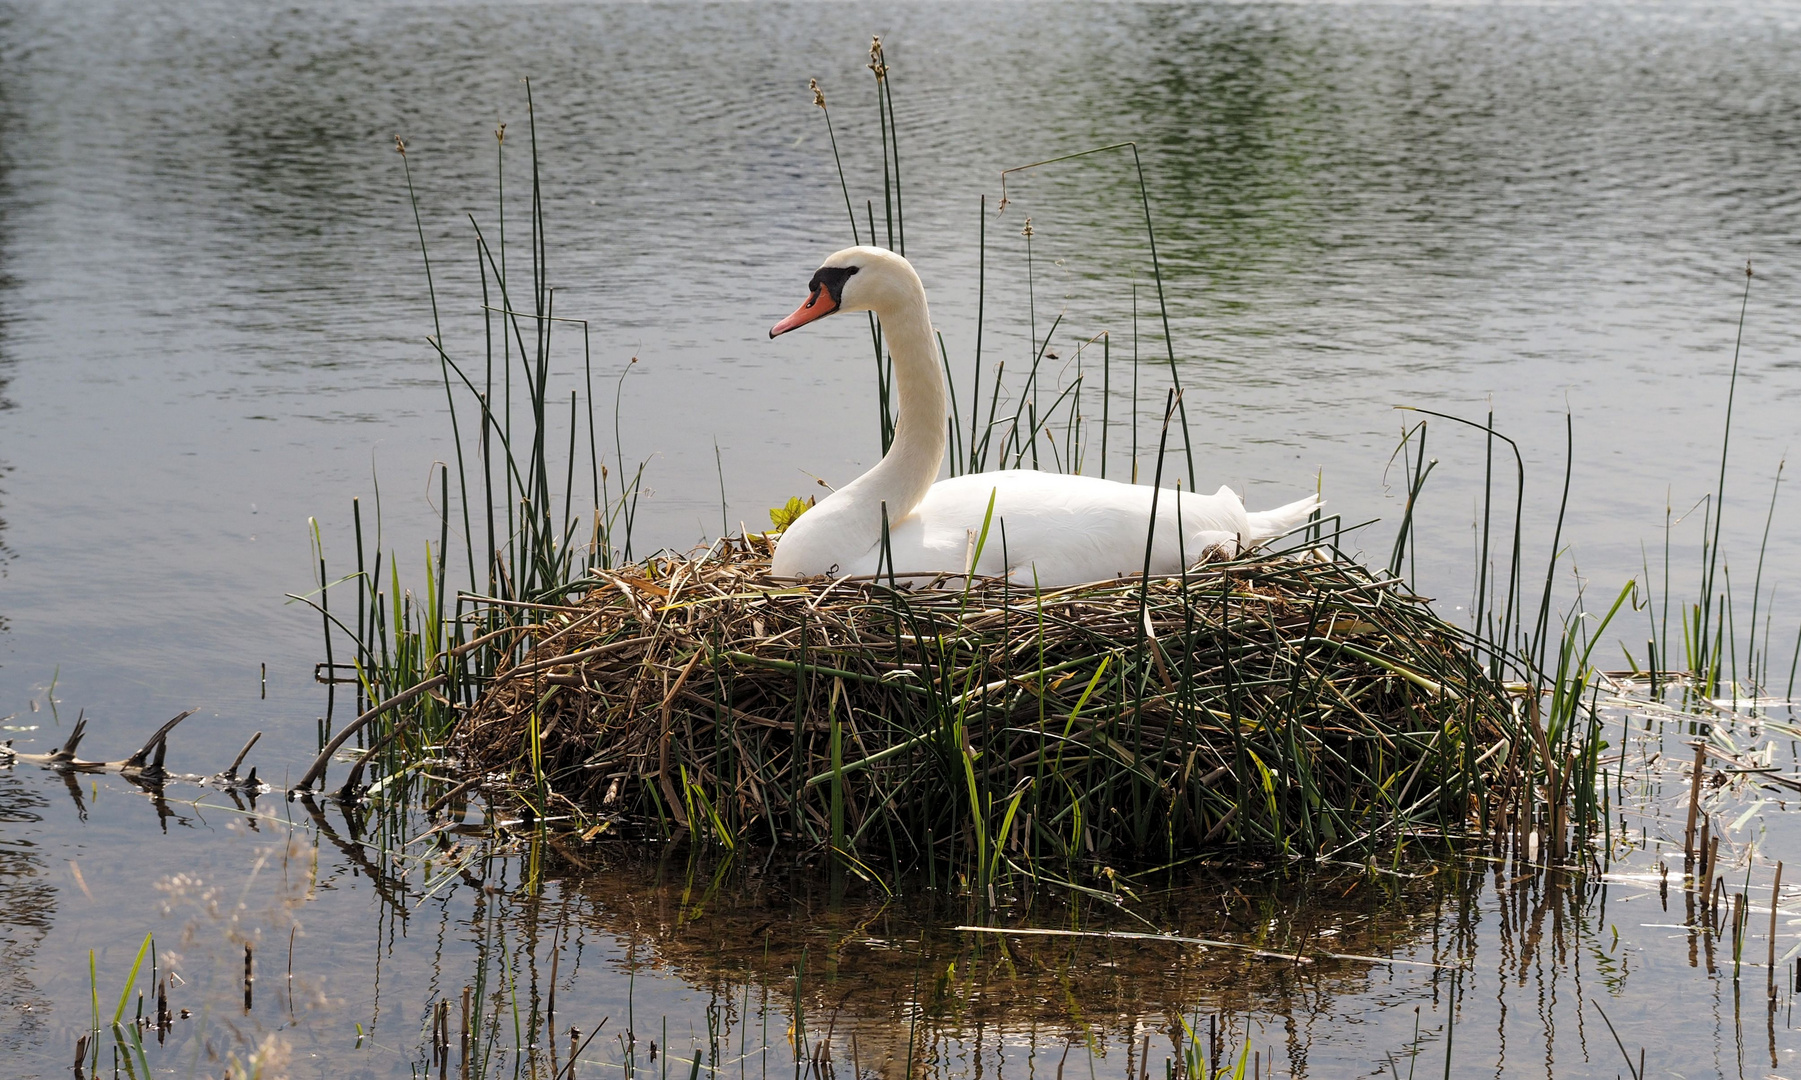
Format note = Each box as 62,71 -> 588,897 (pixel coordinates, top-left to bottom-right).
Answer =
770,286 -> 838,338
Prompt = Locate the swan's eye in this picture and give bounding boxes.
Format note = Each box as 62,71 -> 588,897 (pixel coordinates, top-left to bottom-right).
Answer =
808,265 -> 860,305
771,263 -> 861,338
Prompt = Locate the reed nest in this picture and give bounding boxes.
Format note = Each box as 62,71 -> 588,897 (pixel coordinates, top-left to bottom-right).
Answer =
456,537 -> 1521,866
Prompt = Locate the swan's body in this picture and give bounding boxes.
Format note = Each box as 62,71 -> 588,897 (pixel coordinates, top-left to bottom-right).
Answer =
767,246 -> 1318,587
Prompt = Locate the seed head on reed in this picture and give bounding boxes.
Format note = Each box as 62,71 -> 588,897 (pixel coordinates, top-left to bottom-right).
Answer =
809,78 -> 826,109
868,37 -> 887,80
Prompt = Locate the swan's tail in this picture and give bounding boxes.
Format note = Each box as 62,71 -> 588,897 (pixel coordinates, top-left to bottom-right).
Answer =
1245,494 -> 1322,547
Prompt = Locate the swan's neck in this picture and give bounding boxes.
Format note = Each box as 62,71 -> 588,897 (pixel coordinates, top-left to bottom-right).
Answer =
838,286 -> 946,523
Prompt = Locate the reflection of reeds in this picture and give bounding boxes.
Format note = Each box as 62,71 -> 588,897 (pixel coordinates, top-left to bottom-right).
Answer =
388,847 -> 1491,1080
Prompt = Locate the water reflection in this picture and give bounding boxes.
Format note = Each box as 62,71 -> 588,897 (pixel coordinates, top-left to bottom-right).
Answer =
0,773 -> 52,1057
0,62 -> 29,1058
255,797 -> 1796,1080
536,853 -> 1481,1079
0,11 -> 15,591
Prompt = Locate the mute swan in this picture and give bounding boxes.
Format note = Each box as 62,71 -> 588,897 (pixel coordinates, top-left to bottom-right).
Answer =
767,246 -> 1318,587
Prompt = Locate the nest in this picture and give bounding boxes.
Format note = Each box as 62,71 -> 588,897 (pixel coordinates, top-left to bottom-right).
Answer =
456,537 -> 1520,865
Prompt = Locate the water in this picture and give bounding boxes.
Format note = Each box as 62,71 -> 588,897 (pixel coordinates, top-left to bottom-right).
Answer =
2,1 -> 1801,1075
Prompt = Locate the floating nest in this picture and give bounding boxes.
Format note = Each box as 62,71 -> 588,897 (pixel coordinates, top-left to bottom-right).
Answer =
456,536 -> 1521,865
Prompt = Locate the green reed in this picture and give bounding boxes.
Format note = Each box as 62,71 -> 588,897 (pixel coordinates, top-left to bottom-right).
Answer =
1630,263 -> 1797,710
1692,264 -> 1756,694
71,933 -> 155,1079
1381,408 -> 1640,868
291,81 -> 649,806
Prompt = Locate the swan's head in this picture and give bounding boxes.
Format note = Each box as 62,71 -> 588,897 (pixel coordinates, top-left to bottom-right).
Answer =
769,246 -> 921,338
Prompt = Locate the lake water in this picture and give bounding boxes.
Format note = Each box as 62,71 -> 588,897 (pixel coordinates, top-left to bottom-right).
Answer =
3,1 -> 1801,1076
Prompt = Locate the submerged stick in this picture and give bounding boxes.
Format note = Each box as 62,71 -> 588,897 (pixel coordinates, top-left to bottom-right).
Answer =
51,713 -> 90,765
1771,860 -> 1784,999
1591,1002 -> 1642,1080
223,732 -> 262,782
426,777 -> 482,818
1685,741 -> 1706,867
11,710 -> 202,778
124,710 -> 198,770
334,712 -> 420,801
553,1017 -> 608,1080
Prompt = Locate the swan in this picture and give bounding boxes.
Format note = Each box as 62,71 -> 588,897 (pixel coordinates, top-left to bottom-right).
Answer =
766,246 -> 1319,587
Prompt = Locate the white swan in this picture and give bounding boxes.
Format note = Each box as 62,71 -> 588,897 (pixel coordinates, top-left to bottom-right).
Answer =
767,246 -> 1319,587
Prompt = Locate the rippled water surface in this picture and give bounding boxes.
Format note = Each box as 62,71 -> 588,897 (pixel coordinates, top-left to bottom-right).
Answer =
3,1 -> 1801,1076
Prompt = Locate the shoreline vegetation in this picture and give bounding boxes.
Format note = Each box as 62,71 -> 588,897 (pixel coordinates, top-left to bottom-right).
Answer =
278,42 -> 1791,896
